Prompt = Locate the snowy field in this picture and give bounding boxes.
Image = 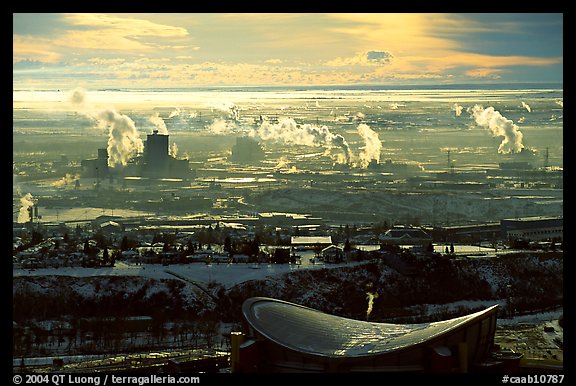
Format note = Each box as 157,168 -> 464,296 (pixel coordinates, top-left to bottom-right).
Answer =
11,243 -> 535,289
13,256 -> 366,289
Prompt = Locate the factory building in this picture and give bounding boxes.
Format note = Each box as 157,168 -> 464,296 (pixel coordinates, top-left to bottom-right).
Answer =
140,130 -> 190,179
81,130 -> 192,180
380,225 -> 433,246
501,216 -> 563,242
80,148 -> 109,179
229,137 -> 265,163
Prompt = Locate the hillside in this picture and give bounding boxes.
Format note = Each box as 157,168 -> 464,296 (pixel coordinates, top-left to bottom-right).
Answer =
13,252 -> 562,324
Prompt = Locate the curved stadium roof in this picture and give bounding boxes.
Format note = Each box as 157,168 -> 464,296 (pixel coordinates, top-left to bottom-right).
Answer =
242,297 -> 499,358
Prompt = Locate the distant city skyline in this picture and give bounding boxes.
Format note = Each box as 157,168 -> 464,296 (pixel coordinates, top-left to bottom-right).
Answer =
13,13 -> 563,89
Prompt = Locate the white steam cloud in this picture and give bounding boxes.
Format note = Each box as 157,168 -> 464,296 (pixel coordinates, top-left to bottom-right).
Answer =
70,87 -> 144,168
521,101 -> 532,113
149,113 -> 168,135
366,291 -> 378,319
171,143 -> 179,158
357,123 -> 382,168
468,105 -> 524,154
452,103 -> 463,117
208,118 -> 235,135
555,100 -> 563,108
251,118 -> 352,164
168,108 -> 181,118
52,173 -> 80,187
210,101 -> 240,121
18,193 -> 36,223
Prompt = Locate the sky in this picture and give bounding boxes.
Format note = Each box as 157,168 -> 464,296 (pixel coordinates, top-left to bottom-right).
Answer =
13,13 -> 563,89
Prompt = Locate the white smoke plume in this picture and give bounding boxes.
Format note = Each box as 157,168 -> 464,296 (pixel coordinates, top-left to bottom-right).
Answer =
555,100 -> 563,108
208,118 -> 235,135
52,173 -> 80,187
357,123 -> 382,168
171,143 -> 179,158
210,102 -> 240,121
70,87 -> 144,168
18,193 -> 36,223
251,117 -> 352,164
468,105 -> 524,154
366,291 -> 378,319
452,103 -> 463,117
521,101 -> 532,113
98,109 -> 144,167
168,108 -> 182,118
149,112 -> 168,134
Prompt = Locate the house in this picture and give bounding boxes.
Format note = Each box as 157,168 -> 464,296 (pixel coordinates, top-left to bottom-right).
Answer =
321,245 -> 344,263
99,220 -> 124,236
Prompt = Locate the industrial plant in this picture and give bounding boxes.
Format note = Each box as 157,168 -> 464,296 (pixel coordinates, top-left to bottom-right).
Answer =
81,130 -> 193,182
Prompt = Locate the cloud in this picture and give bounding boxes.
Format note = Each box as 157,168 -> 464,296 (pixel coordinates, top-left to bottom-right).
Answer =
63,13 -> 189,38
13,13 -> 191,64
325,50 -> 394,67
366,51 -> 394,64
13,13 -> 562,88
465,68 -> 503,79
13,35 -> 62,63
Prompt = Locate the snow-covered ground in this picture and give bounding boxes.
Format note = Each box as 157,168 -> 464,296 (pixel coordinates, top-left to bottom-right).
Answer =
13,254 -> 367,289
11,242 -> 531,287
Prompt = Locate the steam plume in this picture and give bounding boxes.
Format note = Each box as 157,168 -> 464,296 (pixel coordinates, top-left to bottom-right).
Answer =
452,103 -> 463,117
208,118 -> 235,135
521,101 -> 531,113
52,173 -> 80,187
97,109 -> 144,167
366,291 -> 378,319
555,100 -> 563,108
70,87 -> 144,168
357,123 -> 382,167
210,102 -> 240,121
18,193 -> 35,223
251,118 -> 352,163
168,108 -> 181,118
149,113 -> 168,134
468,105 -> 524,154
